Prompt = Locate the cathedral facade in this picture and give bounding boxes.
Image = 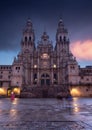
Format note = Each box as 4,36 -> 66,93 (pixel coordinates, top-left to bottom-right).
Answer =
0,19 -> 92,97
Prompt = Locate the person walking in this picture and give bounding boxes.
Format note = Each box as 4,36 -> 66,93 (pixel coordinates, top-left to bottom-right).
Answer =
11,91 -> 15,101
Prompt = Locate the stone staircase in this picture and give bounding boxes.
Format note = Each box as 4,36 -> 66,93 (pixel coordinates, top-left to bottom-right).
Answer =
20,86 -> 68,98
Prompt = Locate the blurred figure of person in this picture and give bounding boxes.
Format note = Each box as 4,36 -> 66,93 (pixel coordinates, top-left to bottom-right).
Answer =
66,90 -> 73,114
62,91 -> 67,108
11,91 -> 15,101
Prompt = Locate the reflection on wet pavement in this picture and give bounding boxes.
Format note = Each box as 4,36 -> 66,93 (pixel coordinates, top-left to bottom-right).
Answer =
0,98 -> 92,129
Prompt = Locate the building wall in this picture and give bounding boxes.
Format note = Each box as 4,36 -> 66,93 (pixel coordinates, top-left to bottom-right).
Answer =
0,65 -> 11,87
0,19 -> 92,97
70,85 -> 92,97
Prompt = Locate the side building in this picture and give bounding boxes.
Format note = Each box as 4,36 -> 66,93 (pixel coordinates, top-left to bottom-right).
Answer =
0,19 -> 92,97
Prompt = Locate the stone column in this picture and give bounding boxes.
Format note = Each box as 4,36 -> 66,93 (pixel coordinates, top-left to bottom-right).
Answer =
31,56 -> 33,85
31,70 -> 33,85
51,55 -> 53,85
37,56 -> 40,86
57,55 -> 60,84
25,63 -> 28,85
50,68 -> 53,85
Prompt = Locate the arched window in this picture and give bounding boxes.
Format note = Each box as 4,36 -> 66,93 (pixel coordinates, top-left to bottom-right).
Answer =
25,36 -> 27,41
63,36 -> 66,42
34,73 -> 37,80
53,73 -> 57,85
54,73 -> 57,80
46,74 -> 49,77
29,36 -> 31,41
41,74 -> 45,77
60,36 -> 62,42
33,73 -> 37,84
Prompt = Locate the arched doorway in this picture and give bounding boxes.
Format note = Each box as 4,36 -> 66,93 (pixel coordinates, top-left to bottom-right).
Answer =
41,73 -> 50,86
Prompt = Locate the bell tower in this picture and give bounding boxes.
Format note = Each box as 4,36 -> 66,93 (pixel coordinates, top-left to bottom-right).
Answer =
21,18 -> 35,53
55,19 -> 69,56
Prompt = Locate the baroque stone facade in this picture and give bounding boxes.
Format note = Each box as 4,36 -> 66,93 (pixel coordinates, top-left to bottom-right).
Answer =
0,19 -> 92,97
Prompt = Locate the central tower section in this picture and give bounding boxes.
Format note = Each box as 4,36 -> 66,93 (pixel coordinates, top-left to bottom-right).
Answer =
37,31 -> 53,86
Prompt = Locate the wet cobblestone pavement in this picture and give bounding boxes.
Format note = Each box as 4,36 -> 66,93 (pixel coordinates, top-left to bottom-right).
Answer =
0,98 -> 92,130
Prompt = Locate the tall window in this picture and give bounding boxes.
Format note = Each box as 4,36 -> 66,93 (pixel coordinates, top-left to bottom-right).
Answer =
53,73 -> 57,84
0,82 -> 3,86
60,36 -> 62,41
0,75 -> 2,79
25,36 -> 27,41
34,74 -> 37,84
63,36 -> 66,41
54,73 -> 57,80
29,36 -> 31,41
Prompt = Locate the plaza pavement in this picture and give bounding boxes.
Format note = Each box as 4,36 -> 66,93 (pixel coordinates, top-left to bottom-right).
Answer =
0,98 -> 92,130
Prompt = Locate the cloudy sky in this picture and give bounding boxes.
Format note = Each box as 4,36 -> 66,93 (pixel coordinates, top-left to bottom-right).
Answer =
0,0 -> 92,67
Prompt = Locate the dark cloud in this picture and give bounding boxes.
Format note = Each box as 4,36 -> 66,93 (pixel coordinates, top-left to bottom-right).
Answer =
0,0 -> 92,51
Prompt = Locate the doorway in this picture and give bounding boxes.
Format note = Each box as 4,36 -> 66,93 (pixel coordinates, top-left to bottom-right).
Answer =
41,73 -> 50,86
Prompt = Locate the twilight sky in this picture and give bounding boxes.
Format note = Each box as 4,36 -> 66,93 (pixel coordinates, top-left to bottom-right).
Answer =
0,0 -> 92,67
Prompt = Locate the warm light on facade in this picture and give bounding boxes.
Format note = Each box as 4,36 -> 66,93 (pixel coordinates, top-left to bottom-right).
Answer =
71,88 -> 80,96
34,65 -> 37,68
53,64 -> 56,68
13,88 -> 20,95
0,88 -> 6,95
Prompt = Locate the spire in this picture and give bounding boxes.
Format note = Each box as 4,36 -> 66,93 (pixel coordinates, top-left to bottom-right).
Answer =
26,18 -> 32,27
58,18 -> 68,33
44,25 -> 46,33
41,32 -> 49,41
22,18 -> 35,42
58,18 -> 63,27
37,31 -> 52,46
56,18 -> 68,42
23,18 -> 33,33
59,17 -> 63,22
21,18 -> 35,52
